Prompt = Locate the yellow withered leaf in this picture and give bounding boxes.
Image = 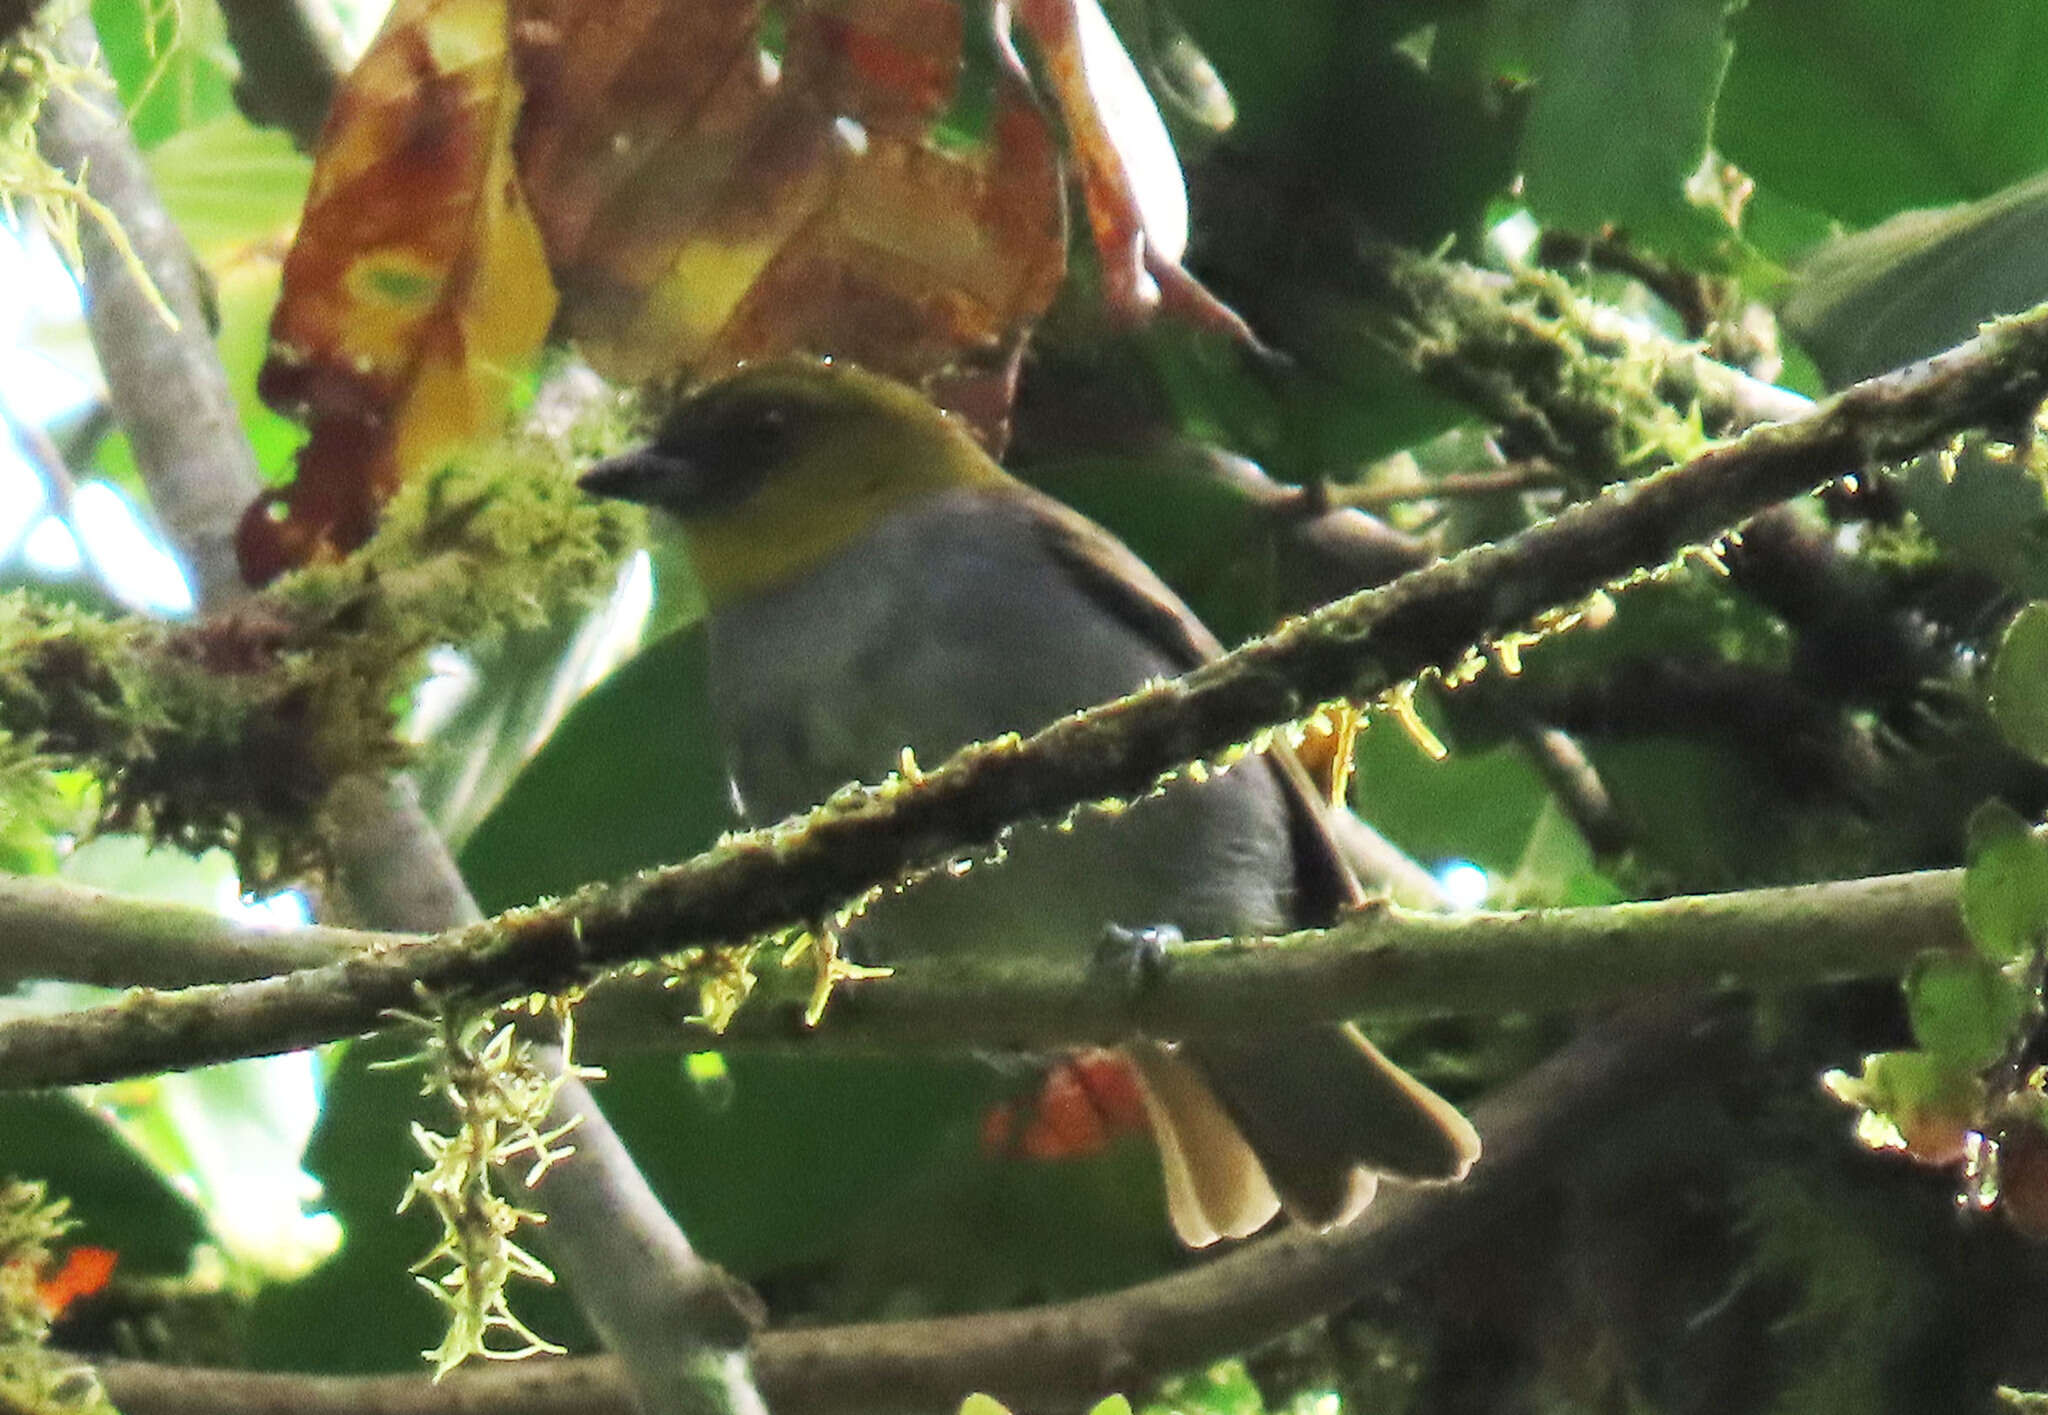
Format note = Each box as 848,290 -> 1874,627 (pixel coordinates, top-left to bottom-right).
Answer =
246,0 -> 558,582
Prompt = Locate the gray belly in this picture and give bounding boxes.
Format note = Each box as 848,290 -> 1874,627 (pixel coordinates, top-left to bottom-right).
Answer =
704,493 -> 1295,966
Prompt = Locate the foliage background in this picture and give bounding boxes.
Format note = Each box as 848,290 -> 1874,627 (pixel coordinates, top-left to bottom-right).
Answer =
11,1 -> 2048,1412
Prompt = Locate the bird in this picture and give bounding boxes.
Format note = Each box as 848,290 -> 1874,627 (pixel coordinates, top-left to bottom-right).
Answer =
579,357 -> 1479,1246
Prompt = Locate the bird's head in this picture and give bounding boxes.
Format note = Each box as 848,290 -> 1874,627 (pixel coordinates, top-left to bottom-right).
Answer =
579,359 -> 1005,603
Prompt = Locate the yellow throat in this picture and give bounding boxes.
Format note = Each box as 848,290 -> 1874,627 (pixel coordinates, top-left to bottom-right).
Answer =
677,400 -> 1011,605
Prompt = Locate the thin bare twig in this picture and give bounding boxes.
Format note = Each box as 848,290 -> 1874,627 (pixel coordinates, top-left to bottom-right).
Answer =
1337,461 -> 1565,512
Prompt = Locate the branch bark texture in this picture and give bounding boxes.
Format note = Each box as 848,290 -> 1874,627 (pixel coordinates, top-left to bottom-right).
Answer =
35,19 -> 267,609
28,26 -> 767,1413
0,865 -> 1969,1080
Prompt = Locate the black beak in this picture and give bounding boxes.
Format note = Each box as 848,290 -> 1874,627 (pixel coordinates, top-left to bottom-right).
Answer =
577,449 -> 693,507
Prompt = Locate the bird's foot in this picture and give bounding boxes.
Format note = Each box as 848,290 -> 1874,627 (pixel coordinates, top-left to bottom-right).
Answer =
1093,922 -> 1180,1000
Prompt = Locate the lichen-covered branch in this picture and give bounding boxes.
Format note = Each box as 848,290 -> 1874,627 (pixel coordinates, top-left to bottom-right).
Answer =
325,785 -> 767,1415
1357,241 -> 1813,482
0,873 -> 359,988
25,19 -> 754,1409
92,1002 -> 1727,1415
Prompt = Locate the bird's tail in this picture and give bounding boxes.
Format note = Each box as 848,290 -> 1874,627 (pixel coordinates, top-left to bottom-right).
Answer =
1127,1024 -> 1479,1247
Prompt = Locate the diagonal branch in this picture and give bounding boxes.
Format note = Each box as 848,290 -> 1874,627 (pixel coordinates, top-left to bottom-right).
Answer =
3,301 -> 2045,1087
212,0 -> 349,150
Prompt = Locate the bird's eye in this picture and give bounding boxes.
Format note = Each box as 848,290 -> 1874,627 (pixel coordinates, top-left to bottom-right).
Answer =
734,403 -> 788,452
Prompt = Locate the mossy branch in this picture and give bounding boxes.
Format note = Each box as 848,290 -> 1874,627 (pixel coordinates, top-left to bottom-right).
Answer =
0,458 -> 636,884
0,855 -> 1970,1085
1358,243 -> 1811,483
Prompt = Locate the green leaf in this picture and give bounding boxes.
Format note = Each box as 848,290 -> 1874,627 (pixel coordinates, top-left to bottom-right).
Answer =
417,571 -> 653,852
90,0 -> 240,149
1904,953 -> 2026,1071
1902,445 -> 2048,601
1718,0 -> 2048,227
53,838 -> 339,1279
145,116 -> 314,259
457,627 -> 732,912
1147,1358 -> 1267,1415
0,1092 -> 210,1274
1509,0 -> 1737,255
1352,702 -> 1552,881
1504,800 -> 1622,908
1992,602 -> 2048,765
1783,172 -> 2048,388
1822,1048 -> 1984,1165
1169,3 -> 1522,243
1962,800 -> 2048,962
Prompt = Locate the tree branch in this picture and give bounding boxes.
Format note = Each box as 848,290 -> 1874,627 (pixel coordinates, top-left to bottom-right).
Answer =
93,1001 -> 1733,1415
25,24 -> 767,1412
213,0 -> 348,150
5,299 -> 2046,1083
320,753 -> 768,1415
34,18 -> 268,610
0,865 -> 1968,1075
0,873 -> 359,989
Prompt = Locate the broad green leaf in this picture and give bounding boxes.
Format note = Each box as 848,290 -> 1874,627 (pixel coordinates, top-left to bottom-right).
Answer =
1718,0 -> 2048,227
145,115 -> 313,260
457,626 -> 731,912
1784,172 -> 2048,387
1509,0 -> 1737,256
1992,602 -> 2048,766
1353,702 -> 1552,881
1962,800 -> 2048,963
91,0 -> 240,149
1169,3 -> 1521,243
417,557 -> 654,851
1904,953 -> 2026,1072
0,1091 -> 209,1274
1504,800 -> 1622,908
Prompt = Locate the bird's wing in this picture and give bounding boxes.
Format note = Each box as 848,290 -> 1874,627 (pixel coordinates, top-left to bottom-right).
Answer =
1012,485 -> 1368,922
1006,485 -> 1478,1231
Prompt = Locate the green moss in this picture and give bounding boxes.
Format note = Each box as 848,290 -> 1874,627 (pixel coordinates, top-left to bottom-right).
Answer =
0,436 -> 638,886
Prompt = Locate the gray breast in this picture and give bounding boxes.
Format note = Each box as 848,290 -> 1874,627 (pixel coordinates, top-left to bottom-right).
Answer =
704,489 -> 1295,965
